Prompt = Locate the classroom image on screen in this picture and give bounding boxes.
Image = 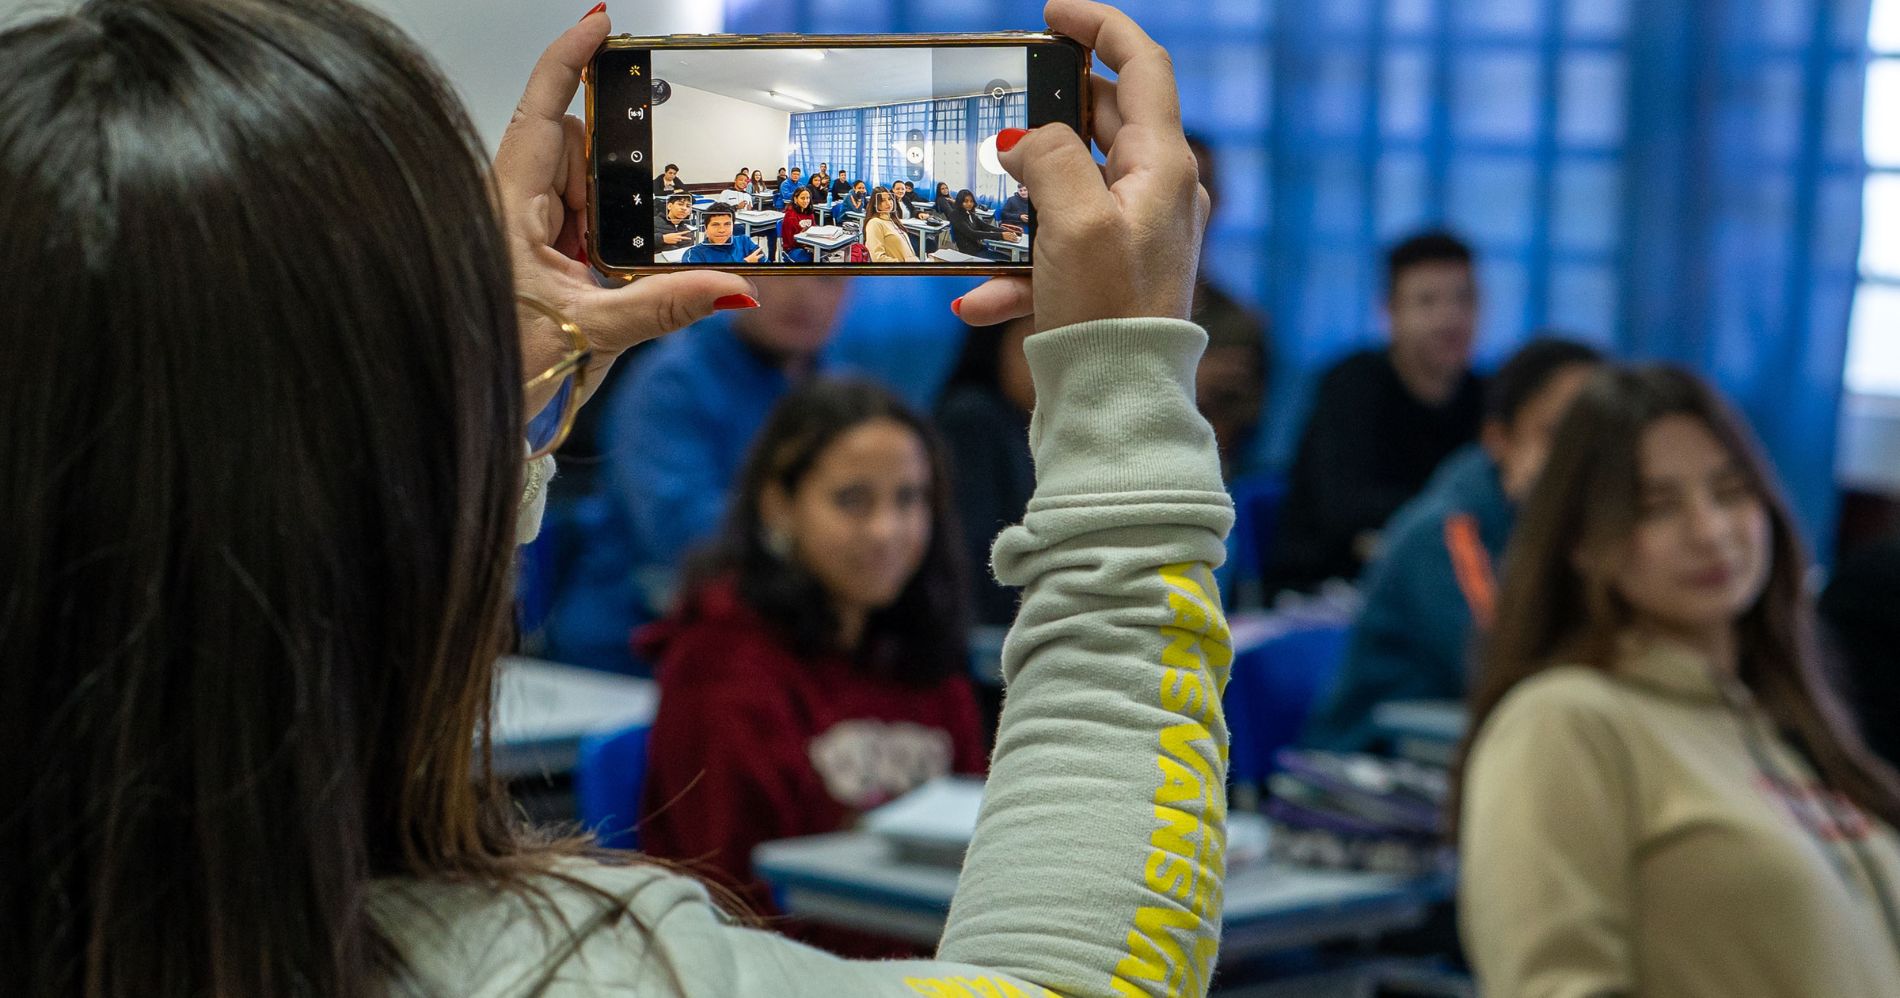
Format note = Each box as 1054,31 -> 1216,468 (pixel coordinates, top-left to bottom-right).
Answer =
648,46 -> 1034,266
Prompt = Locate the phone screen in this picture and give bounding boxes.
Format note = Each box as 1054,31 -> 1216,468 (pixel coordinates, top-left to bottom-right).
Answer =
591,38 -> 1083,273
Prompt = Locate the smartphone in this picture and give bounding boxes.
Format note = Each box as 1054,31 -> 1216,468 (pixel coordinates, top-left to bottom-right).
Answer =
585,31 -> 1090,279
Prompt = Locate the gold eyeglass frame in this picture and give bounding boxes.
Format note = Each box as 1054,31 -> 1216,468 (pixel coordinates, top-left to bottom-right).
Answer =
519,292 -> 592,460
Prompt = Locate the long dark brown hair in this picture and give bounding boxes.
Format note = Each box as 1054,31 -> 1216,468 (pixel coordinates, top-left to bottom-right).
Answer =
0,0 -> 583,993
1452,365 -> 1900,837
677,379 -> 970,686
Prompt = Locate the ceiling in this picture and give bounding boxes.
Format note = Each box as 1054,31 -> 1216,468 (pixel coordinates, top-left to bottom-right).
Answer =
652,46 -> 1026,111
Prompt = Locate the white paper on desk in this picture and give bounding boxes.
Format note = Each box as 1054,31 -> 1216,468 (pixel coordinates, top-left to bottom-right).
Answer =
862,776 -> 984,865
864,775 -> 1272,870
805,225 -> 845,240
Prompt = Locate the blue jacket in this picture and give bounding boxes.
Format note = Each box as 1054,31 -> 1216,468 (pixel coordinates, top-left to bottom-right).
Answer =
681,234 -> 762,264
1001,194 -> 1033,228
546,317 -> 823,669
1301,445 -> 1513,752
776,178 -> 800,210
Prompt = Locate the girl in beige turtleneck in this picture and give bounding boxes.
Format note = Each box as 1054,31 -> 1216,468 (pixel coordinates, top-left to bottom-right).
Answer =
1456,365 -> 1900,998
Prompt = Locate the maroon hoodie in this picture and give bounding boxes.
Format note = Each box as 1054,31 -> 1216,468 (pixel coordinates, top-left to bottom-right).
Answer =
635,579 -> 985,950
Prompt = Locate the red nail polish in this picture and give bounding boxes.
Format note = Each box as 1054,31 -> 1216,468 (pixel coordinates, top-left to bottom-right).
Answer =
996,128 -> 1028,153
579,2 -> 605,21
714,293 -> 760,311
951,296 -> 964,316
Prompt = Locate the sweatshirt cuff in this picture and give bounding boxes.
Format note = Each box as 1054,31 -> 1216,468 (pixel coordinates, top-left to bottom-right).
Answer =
1022,317 -> 1224,499
516,452 -> 557,545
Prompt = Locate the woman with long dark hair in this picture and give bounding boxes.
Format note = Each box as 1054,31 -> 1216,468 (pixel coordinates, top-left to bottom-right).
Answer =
948,188 -> 1018,256
780,185 -> 817,262
1455,366 -> 1900,996
638,380 -> 982,945
863,187 -> 919,263
2,0 -> 1230,994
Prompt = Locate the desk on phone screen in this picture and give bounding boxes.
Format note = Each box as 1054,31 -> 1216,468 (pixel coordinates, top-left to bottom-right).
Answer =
901,217 -> 948,258
795,229 -> 858,262
982,237 -> 1028,263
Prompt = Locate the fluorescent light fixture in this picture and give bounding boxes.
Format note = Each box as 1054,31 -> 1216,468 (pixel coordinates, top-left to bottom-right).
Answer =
765,89 -> 817,110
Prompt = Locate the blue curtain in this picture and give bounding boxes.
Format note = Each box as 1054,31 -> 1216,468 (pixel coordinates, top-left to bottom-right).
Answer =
737,0 -> 1870,547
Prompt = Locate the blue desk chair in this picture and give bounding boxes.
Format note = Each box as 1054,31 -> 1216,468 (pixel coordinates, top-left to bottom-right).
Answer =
1225,620 -> 1350,798
575,723 -> 651,849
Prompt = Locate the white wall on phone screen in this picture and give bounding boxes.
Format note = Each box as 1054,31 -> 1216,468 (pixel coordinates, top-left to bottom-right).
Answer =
651,84 -> 791,187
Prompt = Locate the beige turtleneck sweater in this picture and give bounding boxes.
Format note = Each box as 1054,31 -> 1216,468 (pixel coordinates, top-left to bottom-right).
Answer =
1459,636 -> 1900,997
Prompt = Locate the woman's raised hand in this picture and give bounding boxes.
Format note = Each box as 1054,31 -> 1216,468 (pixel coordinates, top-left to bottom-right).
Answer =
955,0 -> 1207,333
496,8 -> 758,412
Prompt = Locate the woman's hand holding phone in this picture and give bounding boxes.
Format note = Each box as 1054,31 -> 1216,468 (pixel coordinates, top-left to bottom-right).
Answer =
956,0 -> 1207,332
496,8 -> 757,418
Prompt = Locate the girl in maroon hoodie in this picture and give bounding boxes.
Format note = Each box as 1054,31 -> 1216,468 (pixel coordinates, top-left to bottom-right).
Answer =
637,379 -> 984,953
779,186 -> 817,263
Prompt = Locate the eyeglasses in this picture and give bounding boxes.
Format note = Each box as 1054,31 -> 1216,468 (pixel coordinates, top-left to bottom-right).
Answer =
519,293 -> 591,460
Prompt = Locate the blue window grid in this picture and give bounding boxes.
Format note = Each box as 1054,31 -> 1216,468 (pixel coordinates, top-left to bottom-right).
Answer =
788,92 -> 1025,204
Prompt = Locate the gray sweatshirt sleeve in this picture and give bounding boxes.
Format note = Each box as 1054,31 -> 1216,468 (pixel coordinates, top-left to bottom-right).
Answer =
481,317 -> 1235,998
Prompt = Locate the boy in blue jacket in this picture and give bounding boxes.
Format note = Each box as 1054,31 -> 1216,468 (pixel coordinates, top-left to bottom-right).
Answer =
1302,338 -> 1604,752
681,207 -> 765,265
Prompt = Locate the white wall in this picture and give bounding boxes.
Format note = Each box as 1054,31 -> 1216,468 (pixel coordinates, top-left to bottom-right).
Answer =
652,84 -> 791,186
0,3 -> 731,155
353,0 -> 725,154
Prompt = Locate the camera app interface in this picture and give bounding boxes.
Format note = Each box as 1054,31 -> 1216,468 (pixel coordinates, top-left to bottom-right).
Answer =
596,43 -> 1077,269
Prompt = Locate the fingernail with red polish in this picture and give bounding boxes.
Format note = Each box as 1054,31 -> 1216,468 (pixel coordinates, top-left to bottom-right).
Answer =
996,128 -> 1028,153
579,2 -> 606,21
951,296 -> 964,316
715,294 -> 760,311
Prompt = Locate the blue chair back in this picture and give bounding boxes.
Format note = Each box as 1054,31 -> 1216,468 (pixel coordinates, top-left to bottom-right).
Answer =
1224,618 -> 1350,794
575,723 -> 651,849
1219,473 -> 1287,610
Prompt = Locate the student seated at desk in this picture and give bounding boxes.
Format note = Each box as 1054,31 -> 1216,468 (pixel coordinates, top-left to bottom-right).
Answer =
682,205 -> 765,264
776,166 -> 802,210
1455,365 -> 1900,997
654,192 -> 696,250
1302,338 -> 1602,752
729,170 -> 751,194
863,188 -> 919,263
1269,231 -> 1486,594
780,187 -> 818,263
639,380 -> 986,951
947,189 -> 1017,256
1001,181 -> 1033,231
751,168 -> 768,193
931,181 -> 955,217
840,179 -> 868,218
831,167 -> 853,201
806,171 -> 831,206
654,161 -> 683,196
891,180 -> 925,220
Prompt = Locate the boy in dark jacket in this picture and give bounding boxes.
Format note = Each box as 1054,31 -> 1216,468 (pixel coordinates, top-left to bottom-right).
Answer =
1302,338 -> 1604,752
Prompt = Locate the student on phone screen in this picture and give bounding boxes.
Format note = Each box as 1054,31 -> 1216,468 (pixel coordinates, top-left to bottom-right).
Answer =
682,205 -> 765,264
948,188 -> 1013,256
780,186 -> 818,263
656,192 -> 695,249
0,1 -> 1234,995
864,188 -> 920,263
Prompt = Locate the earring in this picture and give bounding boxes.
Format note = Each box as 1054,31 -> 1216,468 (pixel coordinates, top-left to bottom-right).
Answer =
764,528 -> 794,559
